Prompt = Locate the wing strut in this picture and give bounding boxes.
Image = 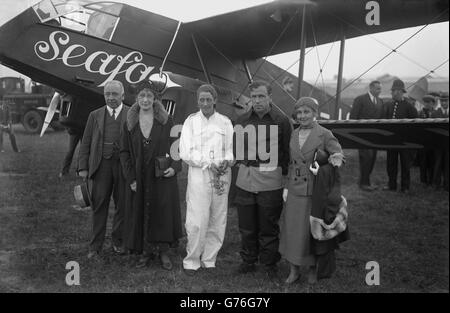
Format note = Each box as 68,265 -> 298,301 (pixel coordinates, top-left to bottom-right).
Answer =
191,34 -> 212,84
242,60 -> 253,84
335,30 -> 346,120
296,5 -> 307,99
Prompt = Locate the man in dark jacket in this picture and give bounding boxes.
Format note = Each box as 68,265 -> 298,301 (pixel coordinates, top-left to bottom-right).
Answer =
0,102 -> 19,153
382,79 -> 418,193
417,95 -> 437,187
350,81 -> 383,191
234,80 -> 292,278
78,80 -> 129,258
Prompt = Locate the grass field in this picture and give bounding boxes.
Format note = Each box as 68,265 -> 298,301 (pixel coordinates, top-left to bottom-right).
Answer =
0,125 -> 448,293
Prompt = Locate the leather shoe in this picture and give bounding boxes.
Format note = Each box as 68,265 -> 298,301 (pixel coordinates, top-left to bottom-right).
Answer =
308,266 -> 317,284
87,251 -> 100,261
159,252 -> 173,271
112,245 -> 126,255
136,256 -> 151,268
285,273 -> 301,284
184,269 -> 197,276
264,264 -> 279,280
237,262 -> 256,274
360,185 -> 376,191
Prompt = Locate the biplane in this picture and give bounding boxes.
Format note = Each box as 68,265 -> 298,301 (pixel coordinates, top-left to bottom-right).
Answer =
0,0 -> 448,149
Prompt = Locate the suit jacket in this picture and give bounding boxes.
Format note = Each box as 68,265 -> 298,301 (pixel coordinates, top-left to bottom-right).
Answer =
350,93 -> 384,119
78,105 -> 129,179
287,122 -> 342,197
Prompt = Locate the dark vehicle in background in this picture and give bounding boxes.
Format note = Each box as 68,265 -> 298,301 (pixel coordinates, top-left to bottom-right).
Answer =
0,76 -> 61,133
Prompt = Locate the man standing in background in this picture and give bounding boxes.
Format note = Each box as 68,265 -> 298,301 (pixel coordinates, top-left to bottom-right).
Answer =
350,81 -> 384,191
383,79 -> 418,193
0,101 -> 19,153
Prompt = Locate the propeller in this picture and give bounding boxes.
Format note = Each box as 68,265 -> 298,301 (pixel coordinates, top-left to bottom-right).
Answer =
40,91 -> 60,137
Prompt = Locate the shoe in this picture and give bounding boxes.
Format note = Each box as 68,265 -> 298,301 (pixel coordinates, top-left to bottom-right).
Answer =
112,245 -> 126,255
308,266 -> 317,285
382,186 -> 396,191
159,252 -> 173,271
237,262 -> 256,274
285,273 -> 301,284
202,267 -> 215,272
87,250 -> 100,260
360,185 -> 375,192
136,256 -> 151,268
183,268 -> 197,276
264,264 -> 279,280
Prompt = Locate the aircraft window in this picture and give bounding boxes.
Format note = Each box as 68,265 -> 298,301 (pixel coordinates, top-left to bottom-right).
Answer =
86,11 -> 119,41
163,100 -> 176,116
32,1 -> 122,41
84,2 -> 123,16
33,0 -> 57,20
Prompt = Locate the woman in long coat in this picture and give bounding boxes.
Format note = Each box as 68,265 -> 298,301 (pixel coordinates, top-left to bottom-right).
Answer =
120,81 -> 182,270
279,97 -> 343,284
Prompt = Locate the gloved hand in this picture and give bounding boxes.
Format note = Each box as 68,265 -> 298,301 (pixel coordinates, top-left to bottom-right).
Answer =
282,188 -> 288,202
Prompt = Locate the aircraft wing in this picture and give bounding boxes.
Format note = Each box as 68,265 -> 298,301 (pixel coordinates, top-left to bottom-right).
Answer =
319,118 -> 449,150
184,0 -> 449,59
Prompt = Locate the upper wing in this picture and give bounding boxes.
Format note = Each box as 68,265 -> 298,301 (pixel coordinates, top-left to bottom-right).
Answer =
184,0 -> 449,59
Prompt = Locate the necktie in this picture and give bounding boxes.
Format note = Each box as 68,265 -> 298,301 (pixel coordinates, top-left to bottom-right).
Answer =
112,109 -> 116,120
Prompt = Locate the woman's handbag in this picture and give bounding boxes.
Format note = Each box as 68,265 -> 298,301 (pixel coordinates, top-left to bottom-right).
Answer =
155,155 -> 171,177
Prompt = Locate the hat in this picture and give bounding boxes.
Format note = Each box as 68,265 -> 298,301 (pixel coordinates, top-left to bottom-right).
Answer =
74,181 -> 91,208
440,91 -> 449,100
422,94 -> 435,103
391,79 -> 406,92
293,97 -> 319,113
134,80 -> 162,99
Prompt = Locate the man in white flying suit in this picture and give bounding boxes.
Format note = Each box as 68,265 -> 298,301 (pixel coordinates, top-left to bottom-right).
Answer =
179,84 -> 234,275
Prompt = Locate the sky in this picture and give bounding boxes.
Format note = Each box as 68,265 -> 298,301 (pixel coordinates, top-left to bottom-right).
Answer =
0,0 -> 448,84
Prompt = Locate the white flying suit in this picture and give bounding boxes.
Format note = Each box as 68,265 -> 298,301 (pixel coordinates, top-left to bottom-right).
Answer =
179,110 -> 234,270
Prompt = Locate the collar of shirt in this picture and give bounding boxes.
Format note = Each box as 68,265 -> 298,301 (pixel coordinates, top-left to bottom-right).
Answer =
249,104 -> 281,121
106,103 -> 123,117
199,110 -> 216,121
368,92 -> 376,104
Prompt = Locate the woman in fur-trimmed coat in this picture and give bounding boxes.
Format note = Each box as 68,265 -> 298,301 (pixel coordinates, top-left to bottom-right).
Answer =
120,81 -> 182,270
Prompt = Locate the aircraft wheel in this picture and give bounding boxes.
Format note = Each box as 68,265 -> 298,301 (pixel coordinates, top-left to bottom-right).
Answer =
23,110 -> 44,134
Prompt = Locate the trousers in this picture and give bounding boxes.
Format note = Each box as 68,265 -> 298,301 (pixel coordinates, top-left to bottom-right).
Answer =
183,167 -> 231,270
89,158 -> 125,252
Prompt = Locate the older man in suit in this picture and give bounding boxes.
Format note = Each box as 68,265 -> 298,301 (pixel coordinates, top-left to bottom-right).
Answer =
78,80 -> 129,258
350,81 -> 383,191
